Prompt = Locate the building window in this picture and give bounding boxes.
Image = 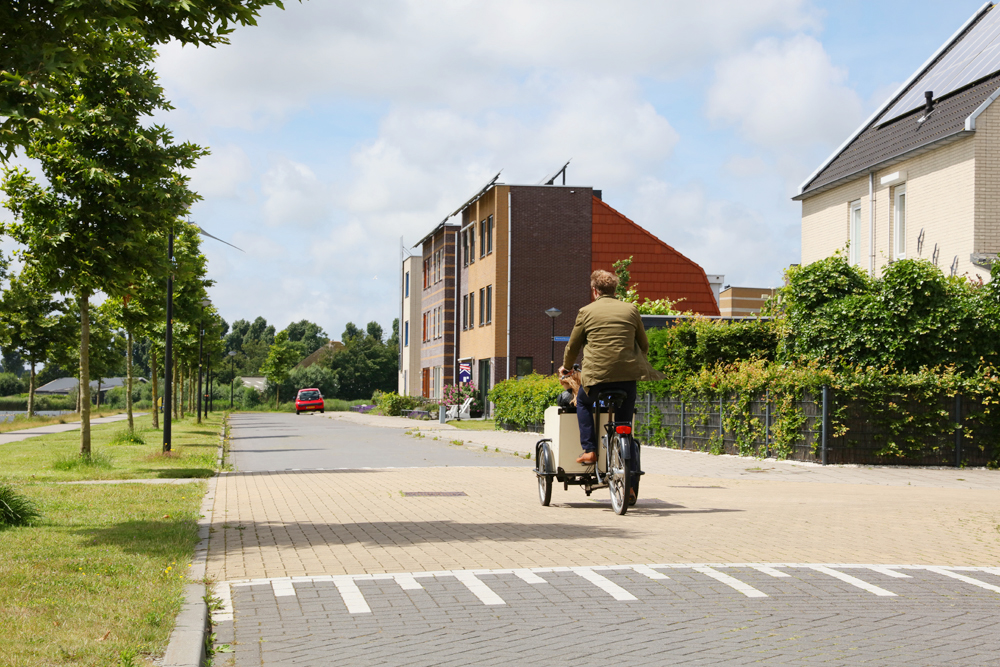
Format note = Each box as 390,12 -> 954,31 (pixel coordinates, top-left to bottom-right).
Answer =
850,200 -> 862,266
423,258 -> 430,289
469,227 -> 475,263
479,287 -> 485,326
462,294 -> 468,330
405,271 -> 410,297
436,249 -> 444,282
516,357 -> 533,378
437,306 -> 443,338
422,313 -> 427,342
485,285 -> 492,324
894,186 -> 906,260
404,321 -> 409,347
479,220 -> 486,258
462,232 -> 469,266
486,215 -> 493,254
469,291 -> 474,327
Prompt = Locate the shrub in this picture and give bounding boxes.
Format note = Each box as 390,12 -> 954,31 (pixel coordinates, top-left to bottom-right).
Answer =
441,383 -> 483,411
489,373 -> 562,428
109,428 -> 146,446
374,391 -> 422,416
0,484 -> 41,528
240,386 -> 263,409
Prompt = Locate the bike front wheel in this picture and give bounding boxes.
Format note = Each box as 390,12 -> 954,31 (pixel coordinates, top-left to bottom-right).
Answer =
608,434 -> 631,515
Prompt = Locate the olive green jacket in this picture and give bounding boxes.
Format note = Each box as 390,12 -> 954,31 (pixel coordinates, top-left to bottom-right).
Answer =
562,296 -> 662,389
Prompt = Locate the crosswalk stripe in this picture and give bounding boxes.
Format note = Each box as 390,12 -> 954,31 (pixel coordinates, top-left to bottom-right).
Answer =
694,567 -> 768,598
453,571 -> 506,605
271,579 -> 296,597
867,566 -> 911,579
573,567 -> 638,601
926,567 -> 1000,594
631,564 -> 670,580
333,577 -> 372,613
393,574 -> 423,590
513,569 -> 548,584
809,566 -> 896,596
750,565 -> 790,578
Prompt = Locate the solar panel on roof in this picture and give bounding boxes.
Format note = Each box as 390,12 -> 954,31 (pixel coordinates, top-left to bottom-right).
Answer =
883,5 -> 1000,122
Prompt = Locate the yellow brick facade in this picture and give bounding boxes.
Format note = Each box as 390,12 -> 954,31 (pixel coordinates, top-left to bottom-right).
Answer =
801,133 -> 984,279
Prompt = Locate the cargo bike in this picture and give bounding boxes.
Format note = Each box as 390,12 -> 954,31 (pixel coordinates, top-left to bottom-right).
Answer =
533,387 -> 643,515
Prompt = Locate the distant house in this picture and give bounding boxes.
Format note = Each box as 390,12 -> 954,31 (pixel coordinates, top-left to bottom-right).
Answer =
398,255 -> 423,396
796,2 -> 1000,279
239,376 -> 267,392
718,287 -> 778,317
296,340 -> 345,369
35,376 -> 148,403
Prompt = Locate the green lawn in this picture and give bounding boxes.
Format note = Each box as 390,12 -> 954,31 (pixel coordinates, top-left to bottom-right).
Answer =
0,413 -> 221,483
0,414 -> 220,666
0,408 -> 125,435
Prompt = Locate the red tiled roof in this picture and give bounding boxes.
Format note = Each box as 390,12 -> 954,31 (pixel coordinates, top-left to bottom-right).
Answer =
591,197 -> 719,315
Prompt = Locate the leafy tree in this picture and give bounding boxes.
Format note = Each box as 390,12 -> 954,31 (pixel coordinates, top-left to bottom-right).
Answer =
283,319 -> 327,359
342,322 -> 363,344
260,331 -> 301,407
1,32 -> 204,454
0,348 -> 24,377
323,321 -> 398,400
0,373 -> 24,397
0,268 -> 72,415
0,0 -> 287,159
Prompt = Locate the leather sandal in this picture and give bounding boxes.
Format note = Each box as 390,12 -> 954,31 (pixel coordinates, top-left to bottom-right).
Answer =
576,451 -> 597,464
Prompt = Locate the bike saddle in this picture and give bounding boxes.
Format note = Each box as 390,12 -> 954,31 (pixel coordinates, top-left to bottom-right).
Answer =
597,389 -> 628,408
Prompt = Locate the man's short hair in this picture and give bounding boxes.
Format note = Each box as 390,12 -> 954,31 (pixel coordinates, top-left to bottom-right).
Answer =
591,270 -> 618,296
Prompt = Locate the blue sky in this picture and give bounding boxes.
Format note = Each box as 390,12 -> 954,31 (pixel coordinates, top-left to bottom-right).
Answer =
99,1 -> 999,339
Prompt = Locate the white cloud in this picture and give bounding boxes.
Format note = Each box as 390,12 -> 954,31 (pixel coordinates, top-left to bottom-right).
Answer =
189,143 -> 253,199
261,157 -> 329,228
706,34 -> 865,152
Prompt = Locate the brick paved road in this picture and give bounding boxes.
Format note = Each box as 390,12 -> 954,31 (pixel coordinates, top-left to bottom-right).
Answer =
209,414 -> 1000,665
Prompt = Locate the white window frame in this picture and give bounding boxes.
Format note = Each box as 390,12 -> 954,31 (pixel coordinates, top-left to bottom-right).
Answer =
849,200 -> 862,266
894,185 -> 907,260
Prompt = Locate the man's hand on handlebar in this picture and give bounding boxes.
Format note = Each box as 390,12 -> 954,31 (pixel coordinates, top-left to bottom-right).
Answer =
557,365 -> 569,377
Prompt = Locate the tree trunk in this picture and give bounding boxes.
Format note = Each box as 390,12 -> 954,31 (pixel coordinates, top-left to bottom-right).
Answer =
126,330 -> 134,431
96,380 -> 101,410
150,346 -> 159,430
27,362 -> 35,418
79,292 -> 92,456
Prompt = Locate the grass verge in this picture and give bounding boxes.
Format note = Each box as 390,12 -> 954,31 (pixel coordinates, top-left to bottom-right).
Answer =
447,419 -> 497,431
0,409 -> 127,435
0,412 -> 223,483
0,481 -> 204,667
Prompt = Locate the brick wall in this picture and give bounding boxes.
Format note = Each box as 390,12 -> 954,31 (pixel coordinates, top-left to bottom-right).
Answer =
591,197 -> 720,315
509,186 -> 593,377
975,96 -> 1000,260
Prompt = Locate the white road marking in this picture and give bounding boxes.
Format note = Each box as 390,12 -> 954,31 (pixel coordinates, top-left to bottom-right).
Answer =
333,577 -> 372,614
393,574 -> 423,590
452,571 -> 506,605
693,566 -> 768,598
573,567 -> 638,601
513,569 -> 548,584
749,565 -> 790,578
213,582 -> 234,623
867,566 -> 911,579
631,564 -> 670,580
809,566 -> 896,596
926,567 -> 1000,594
271,579 -> 296,597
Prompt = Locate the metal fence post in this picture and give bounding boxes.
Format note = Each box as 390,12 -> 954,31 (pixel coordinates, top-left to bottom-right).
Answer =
764,390 -> 771,458
821,385 -> 830,465
680,400 -> 685,449
954,394 -> 963,467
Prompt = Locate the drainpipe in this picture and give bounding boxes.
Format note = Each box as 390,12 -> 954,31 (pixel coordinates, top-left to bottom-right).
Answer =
453,226 -> 460,384
869,172 -> 875,276
506,190 -> 512,381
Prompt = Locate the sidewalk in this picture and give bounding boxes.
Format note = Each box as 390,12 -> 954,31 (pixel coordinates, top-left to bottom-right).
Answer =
324,411 -> 1000,490
0,412 -> 138,445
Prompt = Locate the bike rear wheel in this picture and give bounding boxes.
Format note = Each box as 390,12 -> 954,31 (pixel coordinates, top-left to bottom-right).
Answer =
608,434 -> 631,515
537,441 -> 554,506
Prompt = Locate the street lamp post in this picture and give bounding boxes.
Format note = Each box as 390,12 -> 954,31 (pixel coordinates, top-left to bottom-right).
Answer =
228,350 -> 237,409
163,231 -> 174,453
545,307 -> 562,375
197,298 -> 211,424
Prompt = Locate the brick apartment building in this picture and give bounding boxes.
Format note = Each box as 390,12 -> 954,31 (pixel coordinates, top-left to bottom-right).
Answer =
402,176 -> 720,408
797,2 -> 1000,279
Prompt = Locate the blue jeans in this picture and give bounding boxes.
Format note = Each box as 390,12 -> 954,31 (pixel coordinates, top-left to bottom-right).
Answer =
575,381 -> 637,453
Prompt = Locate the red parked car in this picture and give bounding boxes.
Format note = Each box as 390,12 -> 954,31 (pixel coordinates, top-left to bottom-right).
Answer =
295,388 -> 325,414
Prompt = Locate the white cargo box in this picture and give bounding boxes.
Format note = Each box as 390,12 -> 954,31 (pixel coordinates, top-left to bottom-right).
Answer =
543,405 -> 608,474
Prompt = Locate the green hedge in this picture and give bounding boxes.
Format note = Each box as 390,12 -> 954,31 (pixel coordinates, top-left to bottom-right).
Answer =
0,395 -> 75,411
489,373 -> 563,429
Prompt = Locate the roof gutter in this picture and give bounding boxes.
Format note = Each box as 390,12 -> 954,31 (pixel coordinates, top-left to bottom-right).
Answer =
796,1 -> 992,196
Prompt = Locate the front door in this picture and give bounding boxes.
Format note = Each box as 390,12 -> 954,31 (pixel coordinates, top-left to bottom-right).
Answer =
478,359 -> 491,416
421,368 -> 430,398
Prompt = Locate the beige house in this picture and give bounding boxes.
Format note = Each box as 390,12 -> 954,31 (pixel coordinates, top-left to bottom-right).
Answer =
398,254 -> 423,396
796,2 -> 1000,280
718,287 -> 778,317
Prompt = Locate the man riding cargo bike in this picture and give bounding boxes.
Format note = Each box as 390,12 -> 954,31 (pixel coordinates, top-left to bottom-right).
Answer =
535,269 -> 661,515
